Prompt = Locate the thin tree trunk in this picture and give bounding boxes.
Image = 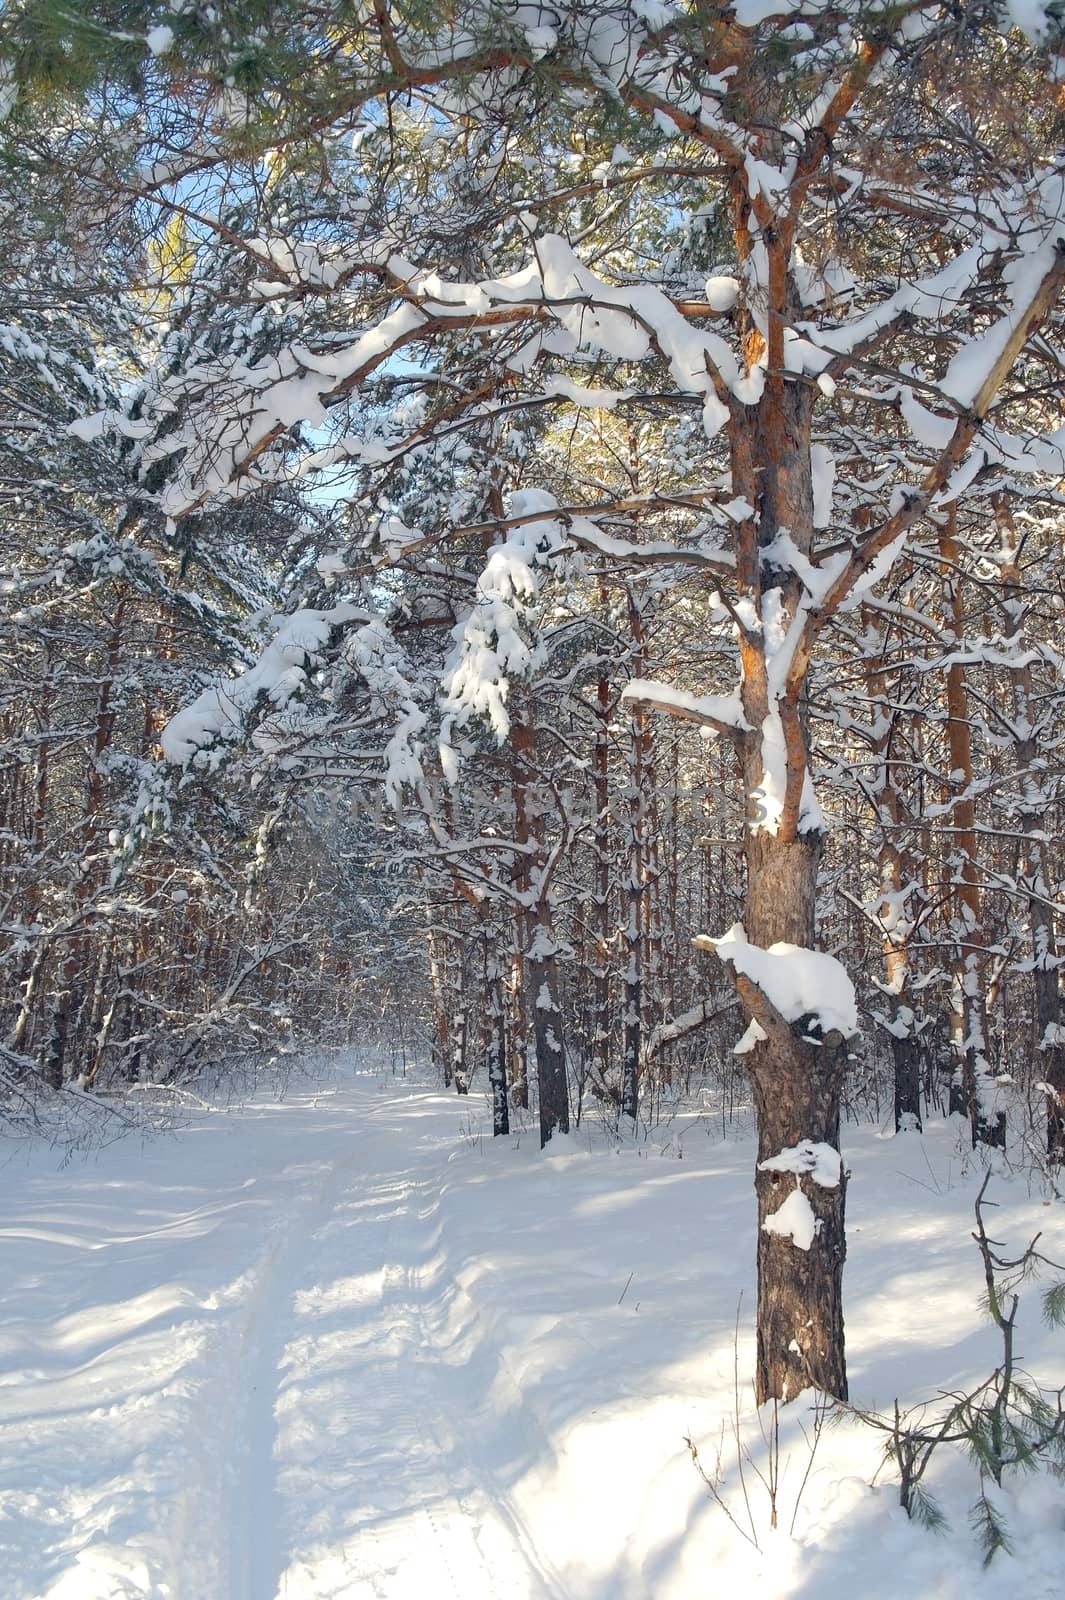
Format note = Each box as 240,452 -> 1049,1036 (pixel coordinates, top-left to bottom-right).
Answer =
996,497 -> 1065,1159
526,904 -> 569,1145
938,510 -> 1003,1147
862,608 -> 922,1131
591,640 -> 615,1105
485,946 -> 509,1137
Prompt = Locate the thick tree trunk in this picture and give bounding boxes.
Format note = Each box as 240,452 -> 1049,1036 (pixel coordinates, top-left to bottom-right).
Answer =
452,993 -> 469,1095
424,896 -> 452,1086
621,700 -> 644,1124
892,1031 -> 922,1135
724,308 -> 849,1402
508,940 -> 530,1109
509,716 -> 537,1110
741,829 -> 848,1403
620,950 -> 641,1123
43,979 -> 73,1090
750,1031 -> 849,1403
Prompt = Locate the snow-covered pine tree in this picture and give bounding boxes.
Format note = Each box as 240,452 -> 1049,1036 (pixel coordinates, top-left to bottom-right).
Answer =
9,0 -> 1065,1404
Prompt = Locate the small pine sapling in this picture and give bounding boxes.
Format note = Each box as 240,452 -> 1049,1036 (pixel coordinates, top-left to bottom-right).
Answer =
848,1174 -> 1065,1561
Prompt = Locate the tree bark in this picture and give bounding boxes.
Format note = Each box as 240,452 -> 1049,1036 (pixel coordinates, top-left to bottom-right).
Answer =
938,510 -> 1003,1147
740,828 -> 849,1403
527,915 -> 569,1146
727,344 -> 849,1402
862,609 -> 923,1132
997,499 -> 1065,1160
485,949 -> 509,1137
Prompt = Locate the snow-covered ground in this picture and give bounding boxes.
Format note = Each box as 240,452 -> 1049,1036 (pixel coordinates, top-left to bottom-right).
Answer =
1,1065 -> 1062,1599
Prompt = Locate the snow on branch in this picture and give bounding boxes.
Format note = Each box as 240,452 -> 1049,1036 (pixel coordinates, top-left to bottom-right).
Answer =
162,603 -> 368,772
646,996 -> 738,1059
790,236 -> 1065,670
621,679 -> 751,738
119,225 -> 755,519
435,493 -> 736,577
696,923 -> 858,1040
941,231 -> 1065,411
439,488 -> 568,747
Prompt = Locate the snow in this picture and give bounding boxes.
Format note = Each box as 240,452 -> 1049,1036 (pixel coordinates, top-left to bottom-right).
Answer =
145,24 -> 175,54
900,387 -> 956,451
441,488 -> 568,742
68,409 -> 152,443
762,1187 -> 819,1251
527,925 -> 565,961
162,604 -> 367,770
523,24 -> 557,58
704,275 -> 740,312
0,63 -> 16,121
731,0 -> 801,22
702,392 -> 730,440
942,238 -> 1064,409
1003,0 -> 1055,39
811,443 -> 835,529
621,678 -> 752,733
734,1018 -> 767,1055
760,1140 -> 842,1188
838,530 -> 909,612
3,1067 -> 1063,1600
760,531 -> 847,604
314,551 -> 347,583
702,923 -> 859,1037
541,373 -> 633,410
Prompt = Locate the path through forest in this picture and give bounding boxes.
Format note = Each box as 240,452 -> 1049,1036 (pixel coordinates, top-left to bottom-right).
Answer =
1,1065 -> 1064,1600
228,1088 -> 565,1600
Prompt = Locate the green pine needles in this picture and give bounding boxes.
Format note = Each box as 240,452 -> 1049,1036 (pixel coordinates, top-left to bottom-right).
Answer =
848,1174 -> 1065,1565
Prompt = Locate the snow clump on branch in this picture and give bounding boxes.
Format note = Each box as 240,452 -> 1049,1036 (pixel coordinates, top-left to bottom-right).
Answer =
699,923 -> 859,1039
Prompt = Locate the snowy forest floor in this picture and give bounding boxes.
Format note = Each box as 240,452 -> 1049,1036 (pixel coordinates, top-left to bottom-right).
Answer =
1,1061 -> 1063,1600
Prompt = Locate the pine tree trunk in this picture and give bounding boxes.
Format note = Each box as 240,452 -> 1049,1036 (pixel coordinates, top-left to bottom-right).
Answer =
742,830 -> 849,1403
938,511 -> 1003,1146
990,498 -> 1064,1157
592,659 -> 615,1105
508,937 -> 530,1109
723,302 -> 850,1402
509,716 -> 536,1110
622,680 -> 644,1125
479,908 -> 508,1145
892,1032 -> 922,1135
861,608 -> 923,1132
424,892 -> 452,1086
485,951 -> 509,1138
528,929 -> 569,1147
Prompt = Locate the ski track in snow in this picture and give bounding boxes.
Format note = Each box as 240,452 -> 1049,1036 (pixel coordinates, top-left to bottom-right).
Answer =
220,1090 -> 565,1600
5,1072 -> 1065,1600
0,1082 -> 569,1600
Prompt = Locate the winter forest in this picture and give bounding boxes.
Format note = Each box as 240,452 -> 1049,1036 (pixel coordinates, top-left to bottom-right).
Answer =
2,1 -> 1065,1596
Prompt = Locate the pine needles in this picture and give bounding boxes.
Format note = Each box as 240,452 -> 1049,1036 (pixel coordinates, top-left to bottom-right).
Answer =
847,1175 -> 1065,1564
